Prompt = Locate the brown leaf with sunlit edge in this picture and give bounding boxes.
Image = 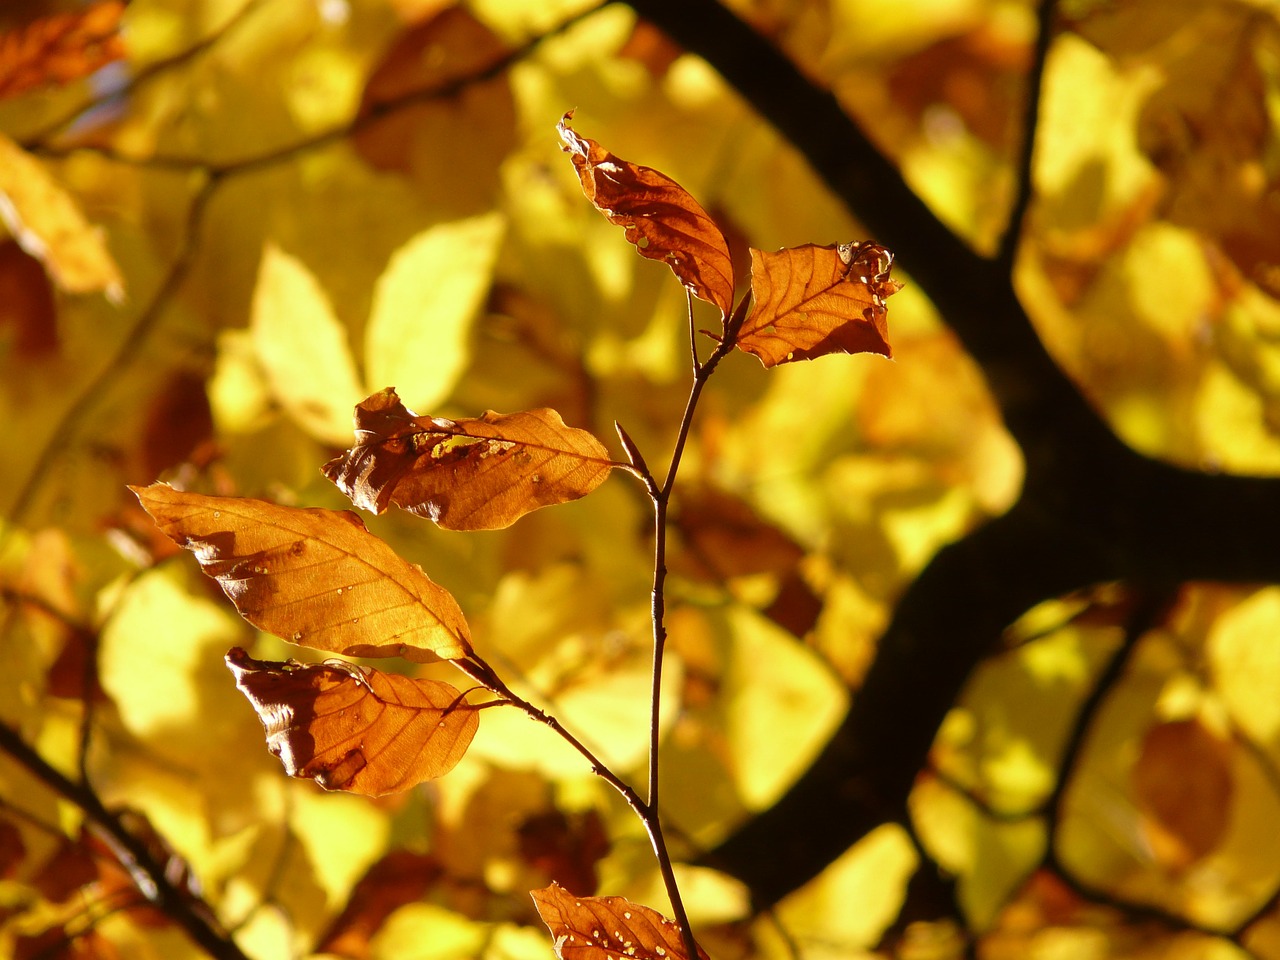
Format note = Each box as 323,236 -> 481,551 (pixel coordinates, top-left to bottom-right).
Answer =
531,883 -> 709,960
227,648 -> 479,796
130,483 -> 473,662
557,111 -> 735,318
734,241 -> 901,366
323,387 -> 616,531
0,1 -> 126,100
1131,717 -> 1234,872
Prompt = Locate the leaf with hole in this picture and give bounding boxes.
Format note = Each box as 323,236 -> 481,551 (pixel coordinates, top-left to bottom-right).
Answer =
558,111 -> 735,318
734,241 -> 900,365
226,648 -> 479,796
323,387 -> 617,531
130,483 -> 473,662
531,883 -> 709,960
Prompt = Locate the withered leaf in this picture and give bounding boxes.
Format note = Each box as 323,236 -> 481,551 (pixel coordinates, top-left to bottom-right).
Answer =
531,883 -> 709,960
0,1 -> 126,100
734,241 -> 900,366
227,648 -> 479,796
323,387 -> 616,531
558,111 -> 735,318
130,483 -> 473,662
315,850 -> 442,958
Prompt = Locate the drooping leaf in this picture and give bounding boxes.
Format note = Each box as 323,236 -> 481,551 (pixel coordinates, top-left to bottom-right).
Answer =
530,883 -> 710,960
0,1 -> 126,100
226,648 -> 479,796
0,133 -> 124,302
557,111 -> 735,318
130,483 -> 473,662
734,241 -> 900,366
323,387 -> 616,531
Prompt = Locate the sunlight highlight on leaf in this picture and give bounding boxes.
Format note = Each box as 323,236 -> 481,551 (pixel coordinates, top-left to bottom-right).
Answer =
323,387 -> 617,530
0,135 -> 123,302
227,648 -> 480,796
131,483 -> 474,662
734,241 -> 900,365
250,242 -> 365,445
365,213 -> 505,412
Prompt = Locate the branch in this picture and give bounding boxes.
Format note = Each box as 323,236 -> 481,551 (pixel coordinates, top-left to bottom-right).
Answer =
0,723 -> 250,960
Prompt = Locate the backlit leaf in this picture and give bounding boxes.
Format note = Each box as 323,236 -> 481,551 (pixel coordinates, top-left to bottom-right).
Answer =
734,241 -> 900,366
130,483 -> 473,662
226,647 -> 479,796
0,134 -> 123,302
557,111 -> 735,318
0,1 -> 126,100
530,882 -> 710,960
1131,717 -> 1234,871
323,387 -> 617,531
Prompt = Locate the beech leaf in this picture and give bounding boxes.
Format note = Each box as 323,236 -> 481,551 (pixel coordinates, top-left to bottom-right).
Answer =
130,483 -> 473,662
734,241 -> 901,366
557,111 -> 735,318
531,883 -> 709,960
226,648 -> 479,796
323,387 -> 616,531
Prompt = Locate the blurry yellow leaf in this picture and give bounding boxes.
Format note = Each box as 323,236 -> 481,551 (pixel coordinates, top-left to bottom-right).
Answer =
364,213 -> 505,412
250,242 -> 364,445
370,903 -> 487,960
1208,587 -> 1280,743
290,783 -> 391,914
0,134 -> 123,302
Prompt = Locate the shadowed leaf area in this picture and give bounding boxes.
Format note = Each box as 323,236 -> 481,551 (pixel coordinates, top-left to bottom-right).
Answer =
130,483 -> 473,661
226,647 -> 479,796
323,387 -> 616,531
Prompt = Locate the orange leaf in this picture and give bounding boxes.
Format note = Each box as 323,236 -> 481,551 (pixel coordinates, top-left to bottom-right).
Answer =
1131,717 -> 1234,871
734,241 -> 901,366
530,883 -> 709,960
130,483 -> 473,662
557,111 -> 735,318
323,388 -> 616,531
227,648 -> 479,796
0,1 -> 126,100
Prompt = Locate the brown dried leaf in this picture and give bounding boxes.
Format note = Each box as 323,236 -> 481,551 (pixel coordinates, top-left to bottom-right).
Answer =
1131,717 -> 1233,871
323,387 -> 616,531
734,241 -> 901,366
0,1 -> 126,100
557,111 -> 735,317
517,809 -> 610,896
226,648 -> 479,796
130,483 -> 473,662
531,883 -> 709,960
315,850 -> 442,959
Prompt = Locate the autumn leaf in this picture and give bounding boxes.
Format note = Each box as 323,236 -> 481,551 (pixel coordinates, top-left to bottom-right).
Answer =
531,883 -> 709,960
733,241 -> 900,366
226,648 -> 479,796
0,1 -> 126,100
0,134 -> 124,302
323,387 -> 617,531
557,111 -> 735,318
130,483 -> 473,662
1131,717 -> 1234,871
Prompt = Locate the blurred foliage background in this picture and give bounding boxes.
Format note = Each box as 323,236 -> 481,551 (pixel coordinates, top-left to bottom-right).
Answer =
3,0 -> 1280,958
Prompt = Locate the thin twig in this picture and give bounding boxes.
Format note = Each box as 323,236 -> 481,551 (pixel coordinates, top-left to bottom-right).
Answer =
0,723 -> 250,960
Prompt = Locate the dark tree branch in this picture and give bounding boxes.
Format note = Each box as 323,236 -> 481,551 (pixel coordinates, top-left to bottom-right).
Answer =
623,0 -> 1280,909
